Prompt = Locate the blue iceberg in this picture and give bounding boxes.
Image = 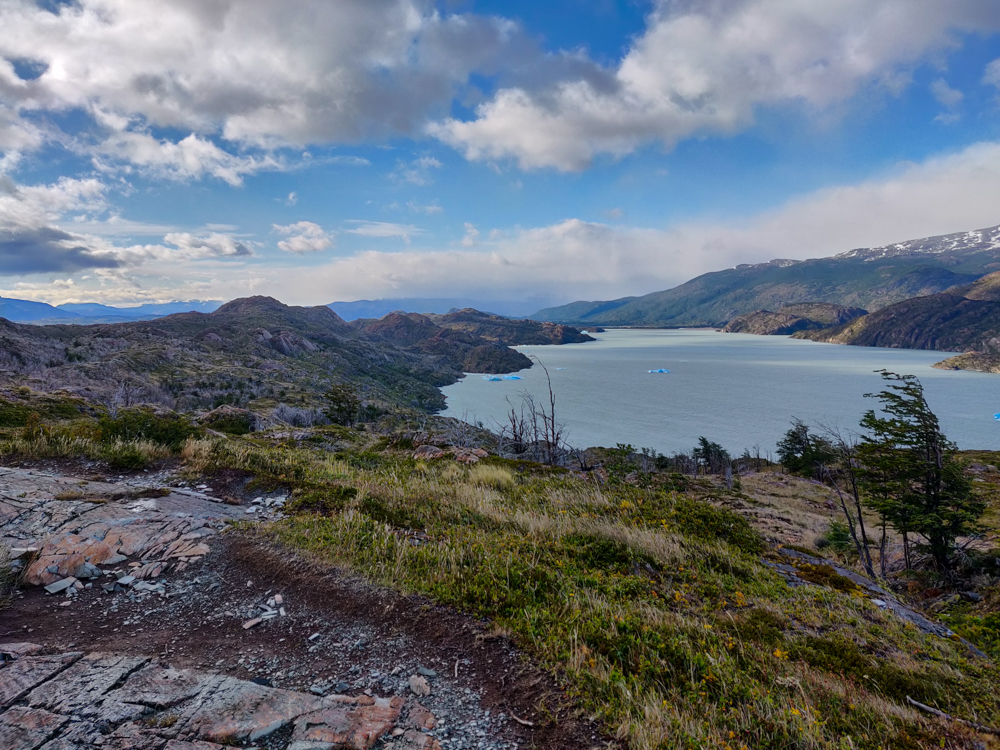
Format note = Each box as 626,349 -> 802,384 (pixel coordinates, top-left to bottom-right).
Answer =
994,413 -> 1000,421
648,368 -> 671,374
482,375 -> 503,381
502,375 -> 522,380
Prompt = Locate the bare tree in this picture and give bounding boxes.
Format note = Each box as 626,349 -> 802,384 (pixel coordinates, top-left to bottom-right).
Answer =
820,426 -> 878,579
489,358 -> 570,466
106,380 -> 140,418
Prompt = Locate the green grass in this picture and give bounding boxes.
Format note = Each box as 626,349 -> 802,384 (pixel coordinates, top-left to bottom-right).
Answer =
214,441 -> 1000,750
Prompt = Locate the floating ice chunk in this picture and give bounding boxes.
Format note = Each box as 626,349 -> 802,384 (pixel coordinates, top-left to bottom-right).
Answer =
994,413 -> 1000,421
555,368 -> 566,370
502,375 -> 522,380
648,368 -> 671,374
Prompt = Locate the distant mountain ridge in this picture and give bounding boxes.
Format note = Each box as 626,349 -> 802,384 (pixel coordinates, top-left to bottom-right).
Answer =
531,224 -> 1000,327
0,297 -> 222,324
328,297 -> 551,321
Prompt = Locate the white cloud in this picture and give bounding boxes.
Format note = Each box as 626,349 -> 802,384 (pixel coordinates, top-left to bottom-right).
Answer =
160,232 -> 254,259
328,156 -> 371,166
407,201 -> 443,214
931,79 -> 964,109
984,58 -> 1000,89
432,0 -> 1000,170
92,132 -> 281,186
344,220 -> 422,242
393,156 -> 443,185
460,222 -> 479,247
273,221 -> 332,254
285,192 -> 298,206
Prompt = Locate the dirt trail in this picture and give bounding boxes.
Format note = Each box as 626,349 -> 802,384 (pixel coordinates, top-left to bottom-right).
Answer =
0,466 -> 606,750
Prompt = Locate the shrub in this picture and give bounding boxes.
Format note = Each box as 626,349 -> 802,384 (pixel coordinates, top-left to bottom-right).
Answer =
816,520 -> 855,554
0,399 -> 35,428
203,407 -> 257,435
98,407 -> 201,449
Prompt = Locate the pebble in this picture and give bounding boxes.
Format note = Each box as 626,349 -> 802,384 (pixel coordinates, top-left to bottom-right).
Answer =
409,675 -> 431,697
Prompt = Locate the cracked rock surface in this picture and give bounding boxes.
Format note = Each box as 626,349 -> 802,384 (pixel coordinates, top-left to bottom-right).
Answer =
0,647 -> 443,749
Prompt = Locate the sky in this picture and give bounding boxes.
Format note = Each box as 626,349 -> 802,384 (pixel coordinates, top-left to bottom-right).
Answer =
2,0 -> 1000,313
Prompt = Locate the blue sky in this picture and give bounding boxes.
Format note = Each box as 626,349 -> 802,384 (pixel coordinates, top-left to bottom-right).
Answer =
2,0 -> 1000,313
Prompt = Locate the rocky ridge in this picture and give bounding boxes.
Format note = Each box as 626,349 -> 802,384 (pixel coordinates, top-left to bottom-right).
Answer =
721,303 -> 867,335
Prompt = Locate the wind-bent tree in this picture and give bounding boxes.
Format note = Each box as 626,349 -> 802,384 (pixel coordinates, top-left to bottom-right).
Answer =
856,371 -> 983,571
776,419 -> 836,479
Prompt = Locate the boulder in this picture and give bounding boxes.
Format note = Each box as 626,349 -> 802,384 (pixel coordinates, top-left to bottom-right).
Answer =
412,445 -> 445,460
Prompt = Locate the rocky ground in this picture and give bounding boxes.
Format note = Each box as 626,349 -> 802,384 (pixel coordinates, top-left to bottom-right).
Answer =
1,466 -> 604,750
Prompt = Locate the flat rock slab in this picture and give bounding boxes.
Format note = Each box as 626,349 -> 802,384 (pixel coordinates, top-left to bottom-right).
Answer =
291,695 -> 404,749
181,676 -> 326,743
0,652 -> 82,708
0,467 -> 242,586
0,705 -> 68,750
0,649 -> 442,749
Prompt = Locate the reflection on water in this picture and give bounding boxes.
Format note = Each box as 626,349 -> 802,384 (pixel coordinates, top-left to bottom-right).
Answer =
441,329 -> 1000,454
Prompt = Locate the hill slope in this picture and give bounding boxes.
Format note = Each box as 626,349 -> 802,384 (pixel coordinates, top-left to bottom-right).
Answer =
722,303 -> 867,335
532,224 -> 1000,326
798,272 -> 1000,365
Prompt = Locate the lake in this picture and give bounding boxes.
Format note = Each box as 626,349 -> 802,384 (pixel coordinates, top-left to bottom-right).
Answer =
440,329 -> 1000,455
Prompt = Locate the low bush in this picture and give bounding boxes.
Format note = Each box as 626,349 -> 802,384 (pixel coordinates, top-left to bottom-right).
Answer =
99,407 -> 201,448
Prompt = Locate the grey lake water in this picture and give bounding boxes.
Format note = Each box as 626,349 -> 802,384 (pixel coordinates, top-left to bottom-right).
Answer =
441,329 -> 1000,455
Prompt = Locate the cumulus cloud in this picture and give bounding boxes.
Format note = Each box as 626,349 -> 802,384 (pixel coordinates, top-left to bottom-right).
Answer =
432,0 -> 1000,170
1,0 -> 998,176
0,176 -> 122,273
0,173 -> 257,274
273,221 -> 333,254
0,225 -> 121,274
0,0 -> 519,154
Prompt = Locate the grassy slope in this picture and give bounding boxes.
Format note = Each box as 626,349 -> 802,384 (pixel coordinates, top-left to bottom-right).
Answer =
183,438 -> 1000,750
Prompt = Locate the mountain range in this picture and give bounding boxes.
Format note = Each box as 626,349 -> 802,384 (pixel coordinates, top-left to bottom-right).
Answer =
0,298 -> 222,324
531,225 -> 1000,327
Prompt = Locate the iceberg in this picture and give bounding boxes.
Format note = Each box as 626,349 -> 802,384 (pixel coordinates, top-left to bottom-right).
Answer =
994,413 -> 1000,421
648,368 -> 671,374
502,375 -> 522,380
482,375 -> 503,381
